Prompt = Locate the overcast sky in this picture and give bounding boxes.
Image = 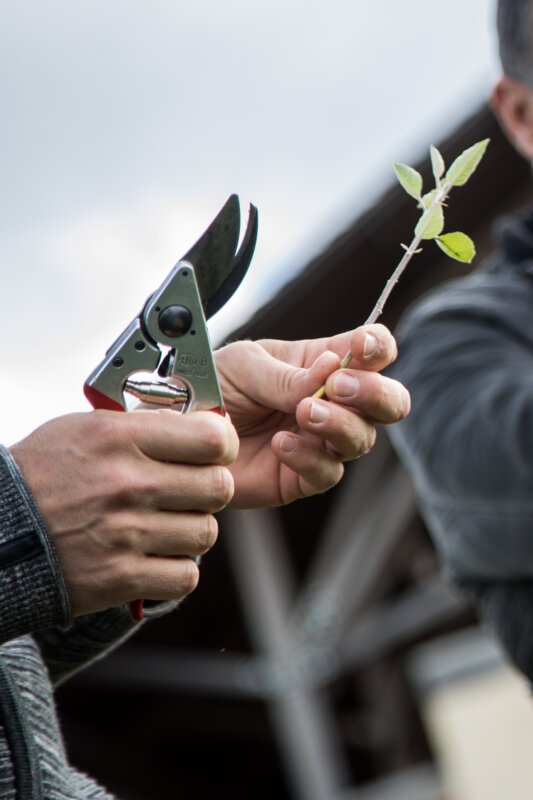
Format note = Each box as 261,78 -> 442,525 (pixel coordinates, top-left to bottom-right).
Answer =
1,1 -> 497,444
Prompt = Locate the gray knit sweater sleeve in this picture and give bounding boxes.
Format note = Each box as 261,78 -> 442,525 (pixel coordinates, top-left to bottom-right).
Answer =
0,445 -> 178,684
0,445 -> 72,644
35,600 -> 178,687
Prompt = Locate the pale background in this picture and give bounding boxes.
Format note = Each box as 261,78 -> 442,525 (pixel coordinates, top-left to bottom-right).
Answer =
0,1 -> 496,444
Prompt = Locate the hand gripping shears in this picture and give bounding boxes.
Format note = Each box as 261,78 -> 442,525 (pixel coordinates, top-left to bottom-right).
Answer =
84,195 -> 258,621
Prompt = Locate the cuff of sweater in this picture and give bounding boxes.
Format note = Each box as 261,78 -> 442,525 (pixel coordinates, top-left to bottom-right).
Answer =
141,599 -> 180,618
65,598 -> 180,641
0,445 -> 72,643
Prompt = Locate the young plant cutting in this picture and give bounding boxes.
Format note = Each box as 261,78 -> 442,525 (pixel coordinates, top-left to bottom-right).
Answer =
313,138 -> 490,399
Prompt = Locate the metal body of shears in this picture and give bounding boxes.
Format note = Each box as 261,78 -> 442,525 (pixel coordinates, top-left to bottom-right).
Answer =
84,195 -> 258,620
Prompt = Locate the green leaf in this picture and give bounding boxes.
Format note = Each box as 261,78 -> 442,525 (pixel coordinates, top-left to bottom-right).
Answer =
394,162 -> 423,199
435,231 -> 476,263
415,204 -> 444,240
430,145 -> 445,182
445,138 -> 490,187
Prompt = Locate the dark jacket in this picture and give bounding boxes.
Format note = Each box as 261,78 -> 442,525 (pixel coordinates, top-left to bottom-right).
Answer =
388,207 -> 533,680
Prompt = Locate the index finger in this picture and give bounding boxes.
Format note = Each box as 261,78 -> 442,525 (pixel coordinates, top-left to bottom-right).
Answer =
125,408 -> 239,465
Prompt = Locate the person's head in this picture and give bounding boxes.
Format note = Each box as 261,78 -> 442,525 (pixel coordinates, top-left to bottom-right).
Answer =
492,0 -> 533,159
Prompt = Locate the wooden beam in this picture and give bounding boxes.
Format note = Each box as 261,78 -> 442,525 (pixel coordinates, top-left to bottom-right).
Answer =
73,645 -> 267,698
224,508 -> 354,800
338,578 -> 468,674
289,445 -> 418,647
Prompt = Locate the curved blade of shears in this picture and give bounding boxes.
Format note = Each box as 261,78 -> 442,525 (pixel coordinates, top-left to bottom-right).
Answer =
182,194 -> 258,320
204,202 -> 258,320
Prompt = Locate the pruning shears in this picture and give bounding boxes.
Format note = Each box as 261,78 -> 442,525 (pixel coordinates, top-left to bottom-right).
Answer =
84,195 -> 258,621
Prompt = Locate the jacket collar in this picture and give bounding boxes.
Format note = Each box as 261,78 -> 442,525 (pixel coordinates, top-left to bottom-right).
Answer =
490,207 -> 533,271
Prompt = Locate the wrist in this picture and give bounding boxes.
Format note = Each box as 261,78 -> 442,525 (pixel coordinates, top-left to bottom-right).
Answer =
0,446 -> 72,642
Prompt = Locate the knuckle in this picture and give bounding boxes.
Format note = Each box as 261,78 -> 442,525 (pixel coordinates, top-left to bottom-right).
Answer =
320,461 -> 344,492
200,414 -> 237,464
197,514 -> 219,553
104,465 -> 148,507
330,461 -> 345,489
177,558 -> 200,597
116,555 -> 144,596
103,512 -> 138,552
88,411 -> 132,452
362,424 -> 377,455
303,460 -> 344,498
382,379 -> 410,422
398,383 -> 411,418
350,420 -> 377,459
209,466 -> 234,510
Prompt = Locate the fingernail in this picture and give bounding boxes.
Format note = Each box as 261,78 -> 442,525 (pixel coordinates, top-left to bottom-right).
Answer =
363,333 -> 378,358
333,373 -> 359,398
310,401 -> 330,424
280,434 -> 298,453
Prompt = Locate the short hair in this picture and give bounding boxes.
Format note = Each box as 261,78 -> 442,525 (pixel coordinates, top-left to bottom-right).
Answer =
497,0 -> 533,83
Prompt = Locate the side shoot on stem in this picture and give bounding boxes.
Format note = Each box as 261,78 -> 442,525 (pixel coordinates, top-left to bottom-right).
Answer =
313,138 -> 490,399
